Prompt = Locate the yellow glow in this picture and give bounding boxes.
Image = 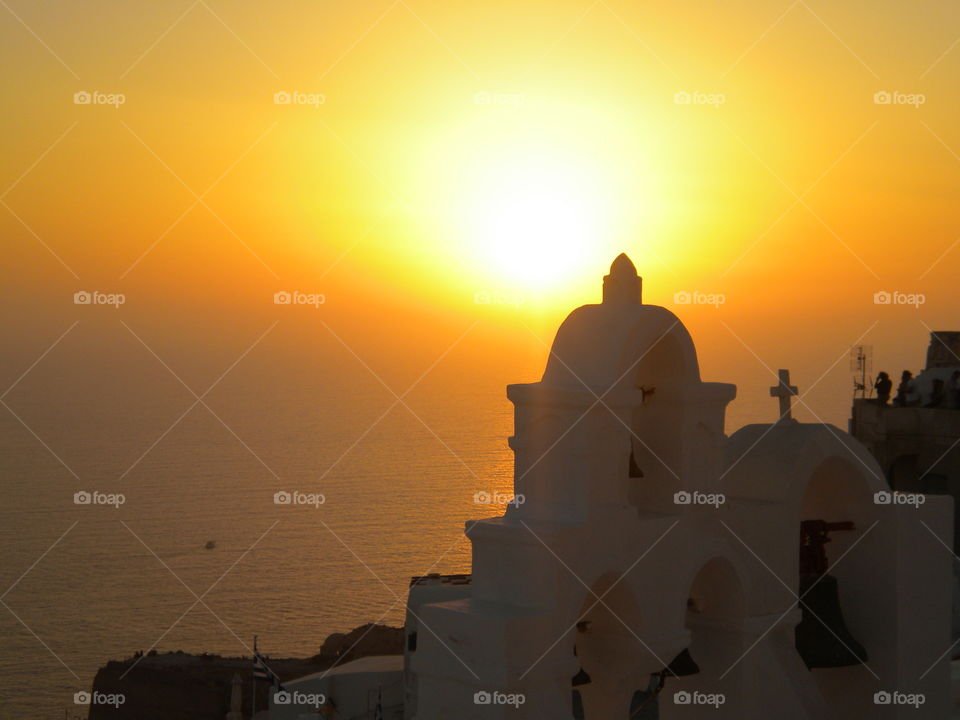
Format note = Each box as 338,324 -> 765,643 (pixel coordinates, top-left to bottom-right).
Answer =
417,101 -> 656,297
463,149 -> 609,288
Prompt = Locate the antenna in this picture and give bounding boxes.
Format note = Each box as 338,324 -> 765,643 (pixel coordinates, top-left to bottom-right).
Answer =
850,345 -> 873,398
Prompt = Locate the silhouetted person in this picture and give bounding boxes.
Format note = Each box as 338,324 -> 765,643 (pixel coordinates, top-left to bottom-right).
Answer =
875,372 -> 892,406
951,370 -> 960,409
893,370 -> 913,407
926,378 -> 945,408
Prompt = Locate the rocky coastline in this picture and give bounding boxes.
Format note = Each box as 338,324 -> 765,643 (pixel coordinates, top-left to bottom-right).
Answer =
85,624 -> 404,719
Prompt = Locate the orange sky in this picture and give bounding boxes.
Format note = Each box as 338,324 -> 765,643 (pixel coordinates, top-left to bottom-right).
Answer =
2,0 -> 959,429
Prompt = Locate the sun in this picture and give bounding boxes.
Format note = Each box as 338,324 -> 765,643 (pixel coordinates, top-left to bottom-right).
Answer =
416,101 -> 656,298
465,156 -> 604,288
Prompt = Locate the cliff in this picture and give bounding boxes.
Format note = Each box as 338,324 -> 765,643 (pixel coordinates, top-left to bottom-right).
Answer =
87,623 -> 404,720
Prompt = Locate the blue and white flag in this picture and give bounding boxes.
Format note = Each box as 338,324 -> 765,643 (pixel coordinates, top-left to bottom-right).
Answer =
253,650 -> 284,692
253,652 -> 271,680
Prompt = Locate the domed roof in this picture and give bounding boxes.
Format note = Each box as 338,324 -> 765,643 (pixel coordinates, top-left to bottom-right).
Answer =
542,255 -> 701,391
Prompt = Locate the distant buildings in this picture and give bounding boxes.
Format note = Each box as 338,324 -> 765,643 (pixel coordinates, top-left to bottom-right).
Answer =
851,331 -> 960,552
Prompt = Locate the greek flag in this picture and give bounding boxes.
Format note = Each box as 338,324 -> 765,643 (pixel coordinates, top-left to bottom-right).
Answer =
253,652 -> 271,680
253,650 -> 284,691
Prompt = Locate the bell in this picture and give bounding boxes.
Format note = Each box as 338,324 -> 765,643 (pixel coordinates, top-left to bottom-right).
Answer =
795,573 -> 868,668
571,667 -> 591,686
662,647 -> 700,677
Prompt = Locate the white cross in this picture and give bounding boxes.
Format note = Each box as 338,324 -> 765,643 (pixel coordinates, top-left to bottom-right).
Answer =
770,368 -> 799,422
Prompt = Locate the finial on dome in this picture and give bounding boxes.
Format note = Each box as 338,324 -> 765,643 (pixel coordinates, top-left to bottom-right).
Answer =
603,253 -> 642,304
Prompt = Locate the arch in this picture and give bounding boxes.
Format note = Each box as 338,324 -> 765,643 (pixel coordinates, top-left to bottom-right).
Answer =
721,423 -> 888,506
687,556 -> 747,620
800,455 -> 879,530
626,318 -> 700,394
619,320 -> 701,515
574,572 -> 646,676
626,410 -> 683,517
719,426 -> 891,716
566,572 -> 662,719
798,455 -> 884,717
660,556 -> 749,719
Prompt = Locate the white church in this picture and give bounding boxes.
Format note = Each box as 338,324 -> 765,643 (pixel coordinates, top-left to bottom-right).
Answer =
272,255 -> 954,719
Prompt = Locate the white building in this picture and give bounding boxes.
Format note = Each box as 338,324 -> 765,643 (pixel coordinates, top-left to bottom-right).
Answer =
278,255 -> 955,719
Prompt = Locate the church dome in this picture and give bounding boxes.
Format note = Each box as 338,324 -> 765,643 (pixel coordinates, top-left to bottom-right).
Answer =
541,255 -> 701,391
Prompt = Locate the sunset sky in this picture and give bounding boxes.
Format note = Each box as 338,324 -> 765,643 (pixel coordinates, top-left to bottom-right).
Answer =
2,5 -> 960,716
3,0 -> 959,428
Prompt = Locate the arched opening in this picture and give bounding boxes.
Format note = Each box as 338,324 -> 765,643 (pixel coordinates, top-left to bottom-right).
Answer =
629,326 -> 698,392
625,330 -> 691,517
798,456 -> 882,718
660,557 -> 748,718
570,573 -> 660,719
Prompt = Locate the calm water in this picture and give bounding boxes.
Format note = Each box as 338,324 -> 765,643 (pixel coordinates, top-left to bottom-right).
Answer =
0,313 -> 841,718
